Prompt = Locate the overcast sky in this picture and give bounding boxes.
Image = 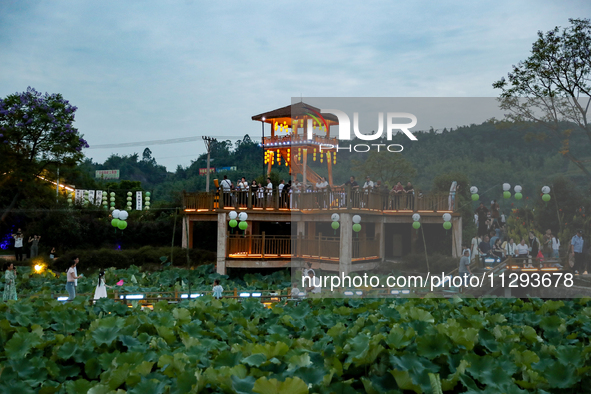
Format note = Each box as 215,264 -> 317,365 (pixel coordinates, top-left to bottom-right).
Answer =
1,1 -> 588,170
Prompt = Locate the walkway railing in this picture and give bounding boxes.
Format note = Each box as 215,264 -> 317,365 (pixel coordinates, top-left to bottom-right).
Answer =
227,233 -> 380,260
184,188 -> 455,213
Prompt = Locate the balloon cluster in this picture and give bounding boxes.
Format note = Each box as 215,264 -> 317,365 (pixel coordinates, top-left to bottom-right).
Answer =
228,211 -> 248,230
412,213 -> 421,230
352,215 -> 361,233
502,183 -> 511,199
442,213 -> 452,230
470,186 -> 479,201
541,186 -> 551,202
111,209 -> 129,230
331,213 -> 340,231
514,185 -> 523,200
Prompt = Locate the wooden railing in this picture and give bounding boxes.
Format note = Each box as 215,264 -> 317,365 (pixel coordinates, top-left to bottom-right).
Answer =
184,188 -> 455,213
228,234 -> 380,260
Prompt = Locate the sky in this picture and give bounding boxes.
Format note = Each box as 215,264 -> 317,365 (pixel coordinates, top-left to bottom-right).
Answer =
0,0 -> 589,170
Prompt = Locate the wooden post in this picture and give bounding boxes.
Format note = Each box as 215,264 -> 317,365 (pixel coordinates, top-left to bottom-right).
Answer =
234,288 -> 238,297
318,232 -> 322,257
262,231 -> 266,258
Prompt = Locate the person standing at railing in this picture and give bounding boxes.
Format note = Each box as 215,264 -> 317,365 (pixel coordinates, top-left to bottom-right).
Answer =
475,203 -> 489,237
516,238 -> 531,267
238,177 -> 249,206
570,230 -> 585,275
266,178 -> 273,206
404,182 -> 414,210
278,180 -> 285,207
220,175 -> 233,207
391,182 -> 404,210
551,234 -> 560,259
458,250 -> 472,287
504,238 -> 517,258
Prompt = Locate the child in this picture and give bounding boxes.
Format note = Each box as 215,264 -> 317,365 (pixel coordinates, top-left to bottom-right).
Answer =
291,281 -> 300,298
212,279 -> 223,299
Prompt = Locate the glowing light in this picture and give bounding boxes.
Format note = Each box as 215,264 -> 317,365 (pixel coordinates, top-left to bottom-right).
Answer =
34,264 -> 44,273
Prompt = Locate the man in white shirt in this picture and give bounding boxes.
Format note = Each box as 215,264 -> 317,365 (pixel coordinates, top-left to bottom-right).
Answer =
305,271 -> 322,294
220,175 -> 233,206
315,177 -> 328,190
363,176 -> 374,191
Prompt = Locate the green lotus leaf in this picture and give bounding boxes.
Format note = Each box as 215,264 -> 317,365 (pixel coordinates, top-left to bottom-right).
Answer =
212,350 -> 243,368
242,353 -> 268,367
173,308 -> 191,325
231,375 -> 257,394
65,379 -> 93,394
416,333 -> 452,358
0,380 -> 35,394
92,326 -> 121,346
56,340 -> 77,360
253,376 -> 308,394
5,331 -> 42,359
127,378 -> 167,394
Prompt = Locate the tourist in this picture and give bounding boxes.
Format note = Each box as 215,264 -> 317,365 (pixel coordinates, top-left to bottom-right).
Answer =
471,234 -> 482,265
266,177 -> 273,205
490,200 -> 500,225
492,238 -> 504,260
552,234 -> 561,259
49,247 -> 57,260
3,263 -> 17,301
404,182 -> 414,209
363,176 -> 374,191
304,270 -> 322,295
504,238 -> 518,258
290,281 -> 300,298
66,257 -> 83,300
250,180 -> 258,206
212,279 -> 223,299
489,230 -> 498,248
93,269 -> 110,300
257,183 -> 264,207
570,230 -> 585,275
220,175 -> 233,207
475,203 -> 489,237
458,250 -> 472,287
478,235 -> 491,265
543,229 -> 553,259
316,176 -> 328,190
516,238 -> 530,267
500,211 -> 507,226
11,229 -> 24,262
28,235 -> 41,259
528,231 -> 541,264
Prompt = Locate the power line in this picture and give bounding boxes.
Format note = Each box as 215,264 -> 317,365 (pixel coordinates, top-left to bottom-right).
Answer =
87,135 -> 250,149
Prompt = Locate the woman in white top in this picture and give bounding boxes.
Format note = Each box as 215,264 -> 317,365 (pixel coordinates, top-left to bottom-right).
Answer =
551,235 -> 560,259
93,269 -> 110,300
504,238 -> 518,257
12,231 -> 24,262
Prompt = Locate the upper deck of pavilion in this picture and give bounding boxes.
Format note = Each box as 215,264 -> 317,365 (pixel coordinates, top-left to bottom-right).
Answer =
183,187 -> 458,215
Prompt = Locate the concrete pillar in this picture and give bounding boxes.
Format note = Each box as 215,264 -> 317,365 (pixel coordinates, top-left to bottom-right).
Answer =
297,221 -> 306,237
375,220 -> 385,262
339,213 -> 353,275
451,216 -> 462,258
217,212 -> 227,275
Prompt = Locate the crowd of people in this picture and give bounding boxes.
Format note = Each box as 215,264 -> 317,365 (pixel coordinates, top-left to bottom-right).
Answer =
9,228 -> 51,261
217,174 -> 418,210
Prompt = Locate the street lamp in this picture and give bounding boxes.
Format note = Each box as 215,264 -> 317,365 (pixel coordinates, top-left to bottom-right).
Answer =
261,117 -> 266,178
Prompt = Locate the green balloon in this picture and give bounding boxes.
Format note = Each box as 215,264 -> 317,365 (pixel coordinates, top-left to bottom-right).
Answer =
117,220 -> 128,230
515,192 -> 523,200
110,197 -> 115,202
331,221 -> 340,230
238,221 -> 248,230
542,193 -> 551,202
145,201 -> 151,206
412,221 -> 421,229
126,201 -> 132,206
443,222 -> 452,230
471,194 -> 479,201
503,191 -> 511,199
127,197 -> 132,201
110,202 -> 115,207
145,192 -> 151,197
127,192 -> 132,196
111,219 -> 119,227
229,219 -> 238,227
110,192 -> 115,197
352,223 -> 361,232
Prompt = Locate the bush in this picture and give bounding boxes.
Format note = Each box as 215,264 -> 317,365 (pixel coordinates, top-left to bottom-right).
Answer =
53,246 -> 215,272
399,253 -> 458,274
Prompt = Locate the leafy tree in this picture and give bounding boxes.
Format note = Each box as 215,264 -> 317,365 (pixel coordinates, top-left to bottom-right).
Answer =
0,87 -> 87,221
352,151 -> 417,188
142,147 -> 153,162
493,18 -> 591,180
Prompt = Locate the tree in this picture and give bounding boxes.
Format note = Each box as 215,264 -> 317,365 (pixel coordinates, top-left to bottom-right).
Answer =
493,18 -> 591,180
0,87 -> 87,221
142,147 -> 154,163
352,151 -> 417,188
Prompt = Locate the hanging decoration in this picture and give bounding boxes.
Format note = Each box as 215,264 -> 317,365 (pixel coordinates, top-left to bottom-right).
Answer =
502,183 -> 511,199
412,213 -> 421,230
470,186 -> 479,201
144,192 -> 151,210
514,185 -> 523,200
238,211 -> 248,231
352,215 -> 361,235
331,213 -> 340,234
541,186 -> 551,202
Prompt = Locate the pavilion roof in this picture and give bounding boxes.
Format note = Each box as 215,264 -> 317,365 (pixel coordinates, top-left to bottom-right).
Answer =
251,102 -> 339,124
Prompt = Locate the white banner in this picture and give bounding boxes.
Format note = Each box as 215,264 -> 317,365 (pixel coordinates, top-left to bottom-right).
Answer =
136,191 -> 143,210
88,190 -> 95,205
95,190 -> 103,206
75,189 -> 84,203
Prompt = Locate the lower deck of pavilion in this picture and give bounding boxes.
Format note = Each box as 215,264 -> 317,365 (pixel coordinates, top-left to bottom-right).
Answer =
182,210 -> 462,275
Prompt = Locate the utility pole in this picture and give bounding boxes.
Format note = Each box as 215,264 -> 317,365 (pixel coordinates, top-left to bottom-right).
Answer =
202,136 -> 217,192
56,165 -> 59,203
261,117 -> 266,179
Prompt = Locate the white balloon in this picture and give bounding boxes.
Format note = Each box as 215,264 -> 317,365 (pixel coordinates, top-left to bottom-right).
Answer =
412,213 -> 421,222
352,215 -> 361,224
443,213 -> 452,222
331,213 -> 340,222
541,186 -> 551,194
119,210 -> 129,220
112,209 -> 121,219
470,186 -> 478,194
228,211 -> 238,220
502,183 -> 511,191
238,212 -> 248,221
514,185 -> 522,193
